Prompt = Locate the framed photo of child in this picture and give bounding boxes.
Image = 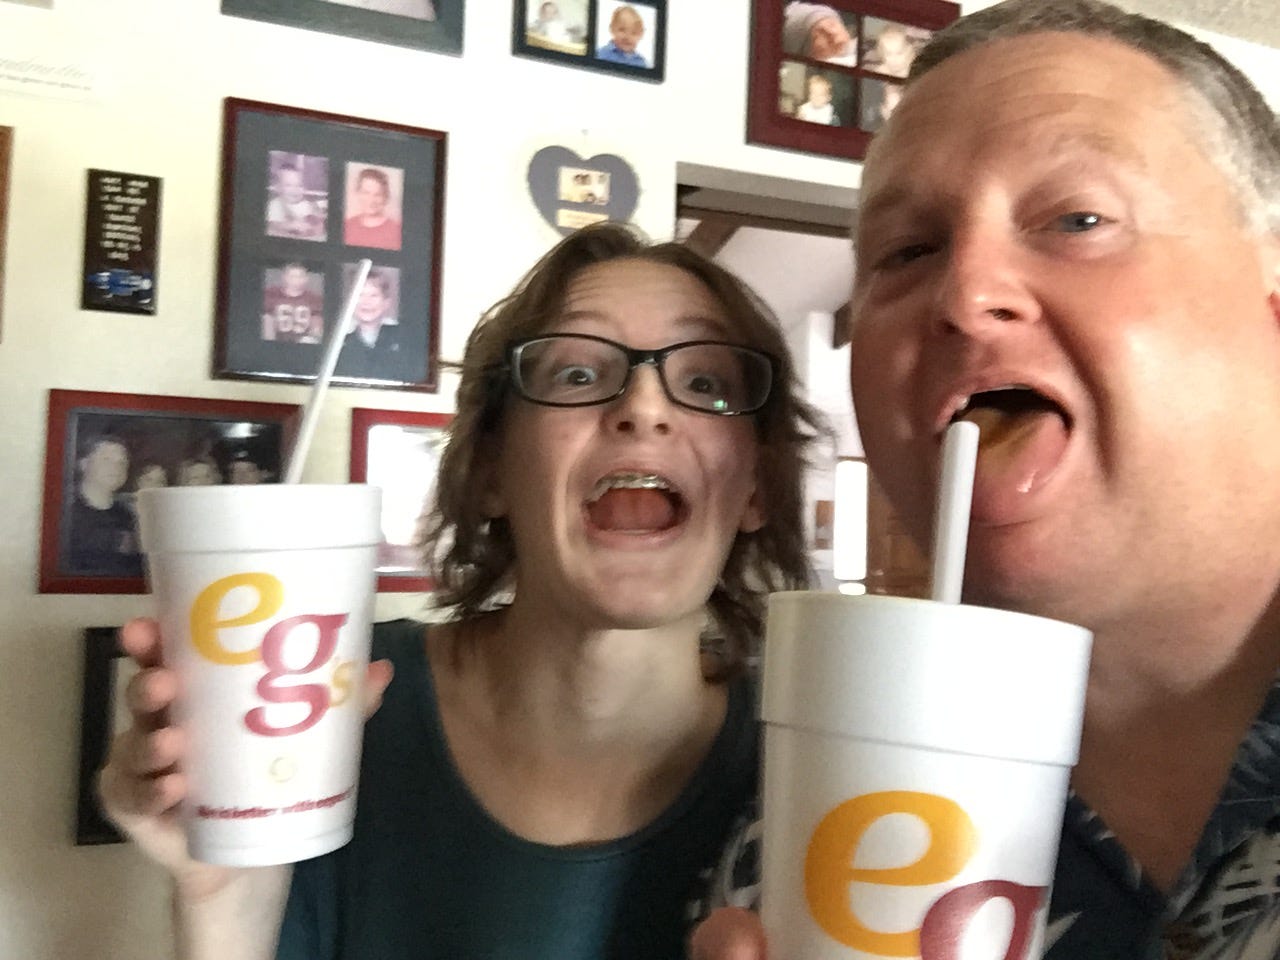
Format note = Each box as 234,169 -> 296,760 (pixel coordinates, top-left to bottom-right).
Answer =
747,0 -> 959,160
512,0 -> 666,82
213,98 -> 446,392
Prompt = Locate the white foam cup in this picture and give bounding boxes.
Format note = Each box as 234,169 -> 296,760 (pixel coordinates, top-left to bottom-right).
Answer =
760,592 -> 1092,960
137,484 -> 382,867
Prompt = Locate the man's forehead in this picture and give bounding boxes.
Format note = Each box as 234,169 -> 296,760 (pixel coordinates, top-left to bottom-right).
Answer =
860,32 -> 1175,192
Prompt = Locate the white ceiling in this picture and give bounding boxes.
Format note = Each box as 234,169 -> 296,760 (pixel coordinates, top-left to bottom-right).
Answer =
1126,0 -> 1280,49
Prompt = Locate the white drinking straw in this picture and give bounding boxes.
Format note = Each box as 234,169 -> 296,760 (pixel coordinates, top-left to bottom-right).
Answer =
930,419 -> 980,604
282,257 -> 373,485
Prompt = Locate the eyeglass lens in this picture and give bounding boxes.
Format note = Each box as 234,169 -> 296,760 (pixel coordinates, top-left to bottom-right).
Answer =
514,336 -> 772,413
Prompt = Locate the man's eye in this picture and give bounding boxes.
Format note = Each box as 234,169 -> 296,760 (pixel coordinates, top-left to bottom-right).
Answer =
1053,211 -> 1107,233
880,242 -> 936,267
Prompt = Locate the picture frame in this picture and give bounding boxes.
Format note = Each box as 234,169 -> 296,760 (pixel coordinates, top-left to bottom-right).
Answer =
75,626 -> 132,846
0,126 -> 11,339
38,389 -> 301,594
214,98 -> 446,392
80,169 -> 162,316
747,0 -> 959,161
221,0 -> 463,56
513,0 -> 666,83
349,407 -> 451,592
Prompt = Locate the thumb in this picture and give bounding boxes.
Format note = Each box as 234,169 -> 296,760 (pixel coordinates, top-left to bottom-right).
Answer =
361,659 -> 394,719
689,908 -> 768,960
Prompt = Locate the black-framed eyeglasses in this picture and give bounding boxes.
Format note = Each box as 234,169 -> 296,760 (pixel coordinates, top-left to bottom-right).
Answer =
502,334 -> 777,416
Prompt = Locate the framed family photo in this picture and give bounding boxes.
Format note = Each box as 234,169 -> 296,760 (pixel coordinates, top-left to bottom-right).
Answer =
747,0 -> 958,160
514,0 -> 666,82
38,390 -> 300,594
349,407 -> 450,592
221,0 -> 463,56
75,626 -> 131,845
214,98 -> 446,392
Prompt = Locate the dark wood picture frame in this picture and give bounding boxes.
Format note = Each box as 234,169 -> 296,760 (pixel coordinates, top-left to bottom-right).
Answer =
214,98 -> 446,392
350,407 -> 451,592
0,126 -> 11,340
75,626 -> 130,846
221,0 -> 463,56
38,389 -> 301,594
513,0 -> 666,83
747,0 -> 959,161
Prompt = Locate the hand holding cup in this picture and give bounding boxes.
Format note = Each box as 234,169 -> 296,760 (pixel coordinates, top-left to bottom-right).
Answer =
98,616 -> 394,894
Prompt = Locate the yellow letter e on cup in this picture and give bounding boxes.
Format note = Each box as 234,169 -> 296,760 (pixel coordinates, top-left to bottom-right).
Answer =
803,790 -> 977,956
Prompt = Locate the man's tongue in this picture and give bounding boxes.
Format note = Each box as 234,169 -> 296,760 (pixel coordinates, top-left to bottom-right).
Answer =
958,403 -> 1068,523
586,488 -> 678,533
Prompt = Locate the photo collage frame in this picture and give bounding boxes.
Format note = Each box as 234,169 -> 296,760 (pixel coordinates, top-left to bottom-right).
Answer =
214,98 -> 446,392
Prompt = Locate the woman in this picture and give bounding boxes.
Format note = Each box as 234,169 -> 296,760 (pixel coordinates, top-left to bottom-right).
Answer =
100,223 -> 823,959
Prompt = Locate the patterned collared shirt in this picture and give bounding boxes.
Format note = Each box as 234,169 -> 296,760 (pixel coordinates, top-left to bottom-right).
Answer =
695,680 -> 1280,959
1048,679 -> 1280,959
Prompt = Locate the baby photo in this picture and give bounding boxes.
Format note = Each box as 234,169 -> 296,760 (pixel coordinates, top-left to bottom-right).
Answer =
593,0 -> 657,69
780,1 -> 857,65
778,61 -> 853,128
526,0 -> 588,55
264,151 -> 329,242
557,167 -> 610,205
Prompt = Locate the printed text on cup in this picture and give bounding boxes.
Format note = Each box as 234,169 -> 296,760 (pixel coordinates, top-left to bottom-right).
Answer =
805,790 -> 1046,959
191,572 -> 356,737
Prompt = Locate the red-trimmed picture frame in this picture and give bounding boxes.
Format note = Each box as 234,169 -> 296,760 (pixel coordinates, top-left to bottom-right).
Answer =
747,0 -> 959,161
349,407 -> 451,593
38,390 -> 300,594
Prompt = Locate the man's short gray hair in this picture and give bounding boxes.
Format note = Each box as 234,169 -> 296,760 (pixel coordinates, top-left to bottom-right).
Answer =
907,0 -> 1280,237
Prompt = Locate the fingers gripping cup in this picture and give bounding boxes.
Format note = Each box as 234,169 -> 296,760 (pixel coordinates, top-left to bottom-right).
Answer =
759,593 -> 1091,960
137,484 -> 381,867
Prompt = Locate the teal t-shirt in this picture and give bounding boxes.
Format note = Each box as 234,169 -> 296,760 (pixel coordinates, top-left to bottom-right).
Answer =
276,619 -> 758,960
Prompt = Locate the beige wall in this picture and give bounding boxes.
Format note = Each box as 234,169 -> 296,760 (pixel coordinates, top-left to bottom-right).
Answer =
0,0 -> 1275,956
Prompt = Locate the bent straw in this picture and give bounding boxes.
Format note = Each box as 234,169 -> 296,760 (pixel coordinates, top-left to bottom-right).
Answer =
282,258 -> 373,485
930,419 -> 980,604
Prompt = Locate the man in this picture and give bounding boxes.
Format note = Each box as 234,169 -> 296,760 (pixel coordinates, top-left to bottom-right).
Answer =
228,451 -> 269,485
693,1 -> 1280,957
66,434 -> 139,575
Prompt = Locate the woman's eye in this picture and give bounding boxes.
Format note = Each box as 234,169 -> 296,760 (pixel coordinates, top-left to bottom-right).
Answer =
686,373 -> 724,395
1052,211 -> 1108,233
554,365 -> 598,386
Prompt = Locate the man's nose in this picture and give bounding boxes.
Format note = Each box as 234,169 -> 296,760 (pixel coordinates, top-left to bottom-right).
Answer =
932,225 -> 1041,336
605,362 -> 672,436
